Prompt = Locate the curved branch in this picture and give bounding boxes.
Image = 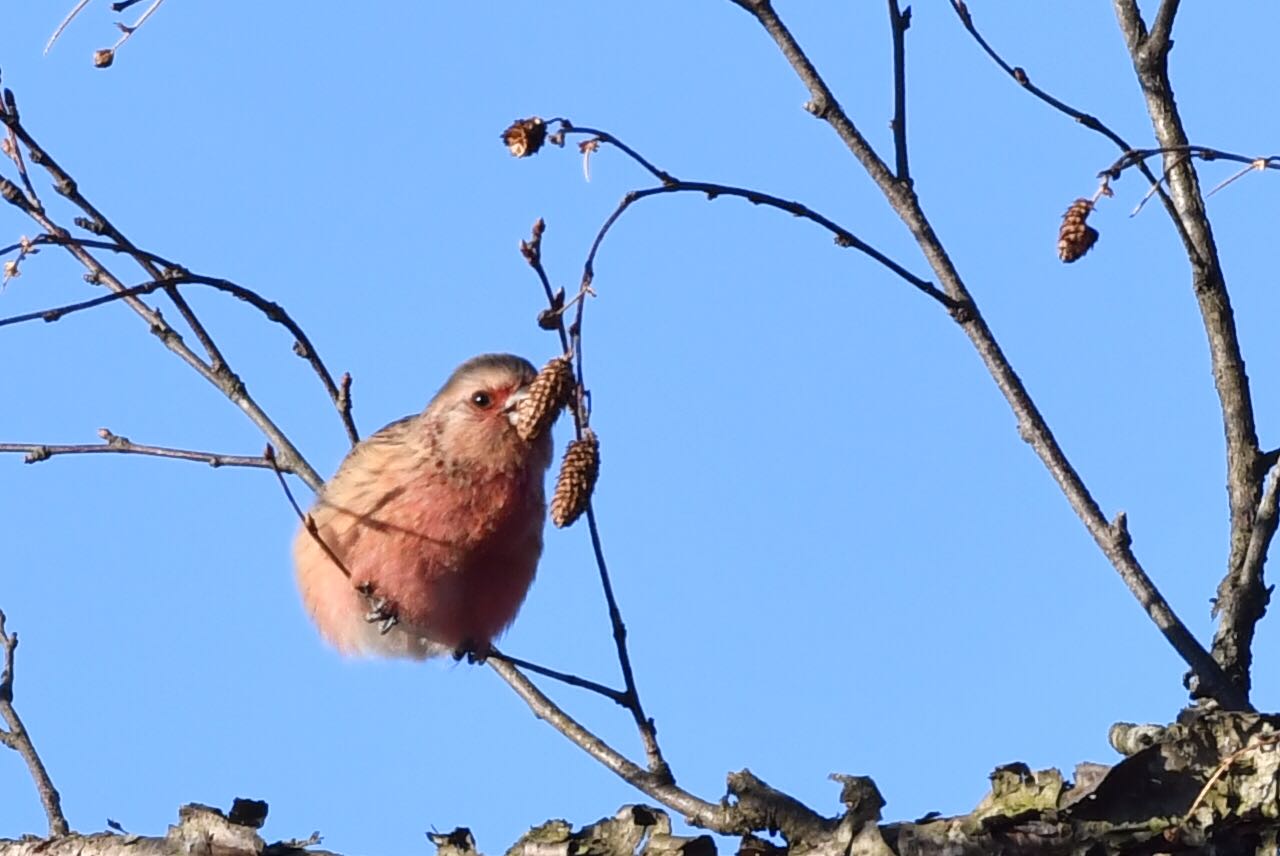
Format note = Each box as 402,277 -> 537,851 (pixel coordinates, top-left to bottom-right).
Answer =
545,167 -> 954,784
579,183 -> 955,310
553,123 -> 674,185
950,1 -> 1132,151
947,1 -> 1188,244
0,235 -> 360,447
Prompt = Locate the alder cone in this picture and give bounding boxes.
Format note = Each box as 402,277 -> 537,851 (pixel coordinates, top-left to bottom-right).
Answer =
1058,198 -> 1099,263
503,117 -> 547,158
551,430 -> 599,528
516,355 -> 573,442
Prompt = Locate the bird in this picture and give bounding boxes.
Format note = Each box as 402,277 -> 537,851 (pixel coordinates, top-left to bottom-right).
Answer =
293,353 -> 555,659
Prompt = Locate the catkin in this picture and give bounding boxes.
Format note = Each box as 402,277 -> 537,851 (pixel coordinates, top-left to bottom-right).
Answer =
1057,198 -> 1099,263
551,430 -> 599,528
516,356 -> 573,442
502,117 -> 547,158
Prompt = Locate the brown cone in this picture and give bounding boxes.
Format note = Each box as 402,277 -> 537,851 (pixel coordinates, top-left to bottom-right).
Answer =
502,117 -> 547,158
516,356 -> 574,442
551,430 -> 599,528
1058,198 -> 1099,263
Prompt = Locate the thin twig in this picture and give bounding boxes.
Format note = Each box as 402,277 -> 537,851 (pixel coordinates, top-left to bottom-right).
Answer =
4,192 -> 321,484
486,647 -> 628,706
0,611 -> 70,838
2,94 -> 229,374
1206,159 -> 1273,198
951,1 -> 1130,149
582,505 -> 669,779
729,0 -> 1247,710
0,105 -> 324,487
2,124 -> 41,212
0,429 -> 283,470
1101,146 -> 1280,180
1127,153 -> 1185,217
0,98 -> 321,486
487,657 -> 735,832
552,123 -> 950,305
887,1 -> 911,182
0,252 -> 360,446
266,445 -> 329,541
550,124 -> 949,306
519,218 -> 572,356
553,122 -> 674,185
579,181 -> 955,311
948,1 -> 1186,244
44,0 -> 93,54
108,0 -> 166,53
517,215 -> 673,780
1182,732 -> 1279,826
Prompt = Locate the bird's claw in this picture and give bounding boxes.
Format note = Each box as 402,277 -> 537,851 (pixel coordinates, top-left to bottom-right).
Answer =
358,583 -> 399,635
454,639 -> 490,664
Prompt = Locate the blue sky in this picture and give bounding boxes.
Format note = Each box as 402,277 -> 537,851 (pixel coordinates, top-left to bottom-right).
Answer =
2,2 -> 1277,853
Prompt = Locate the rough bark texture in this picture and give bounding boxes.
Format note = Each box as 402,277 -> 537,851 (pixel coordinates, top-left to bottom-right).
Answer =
5,711 -> 1279,856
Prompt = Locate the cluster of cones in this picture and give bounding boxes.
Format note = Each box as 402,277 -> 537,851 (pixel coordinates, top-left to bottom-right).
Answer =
516,356 -> 599,528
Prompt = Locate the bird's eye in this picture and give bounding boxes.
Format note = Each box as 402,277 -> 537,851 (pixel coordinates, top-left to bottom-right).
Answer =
470,391 -> 493,409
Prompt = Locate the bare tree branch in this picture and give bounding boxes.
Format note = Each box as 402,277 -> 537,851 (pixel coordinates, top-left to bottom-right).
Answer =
1148,0 -> 1180,55
0,247 -> 360,447
0,87 -> 331,487
586,181 -> 953,310
484,648 -> 628,706
726,0 -> 1247,710
487,658 -> 738,833
1112,0 -> 1266,701
1,89 -> 227,373
538,126 -> 952,310
513,218 -> 673,782
887,1 -> 911,182
0,429 -> 281,471
0,612 -> 70,838
43,0 -> 92,54
949,0 -> 1269,699
947,1 -> 1188,244
1100,147 -> 1280,181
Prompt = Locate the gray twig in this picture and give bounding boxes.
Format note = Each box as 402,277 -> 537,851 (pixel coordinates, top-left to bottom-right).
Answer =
0,611 -> 70,838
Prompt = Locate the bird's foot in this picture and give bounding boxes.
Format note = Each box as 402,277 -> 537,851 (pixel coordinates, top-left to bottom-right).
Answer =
357,582 -> 399,635
454,639 -> 492,664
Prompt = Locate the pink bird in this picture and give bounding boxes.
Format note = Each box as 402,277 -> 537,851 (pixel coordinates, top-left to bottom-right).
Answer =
293,354 -> 554,659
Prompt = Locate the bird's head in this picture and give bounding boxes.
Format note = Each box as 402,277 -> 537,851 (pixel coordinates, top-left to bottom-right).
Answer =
424,353 -> 551,472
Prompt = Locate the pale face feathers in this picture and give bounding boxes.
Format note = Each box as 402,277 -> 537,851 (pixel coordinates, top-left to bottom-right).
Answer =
424,354 -> 543,472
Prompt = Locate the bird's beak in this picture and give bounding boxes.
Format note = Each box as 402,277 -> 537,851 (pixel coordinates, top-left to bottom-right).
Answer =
504,386 -> 530,426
